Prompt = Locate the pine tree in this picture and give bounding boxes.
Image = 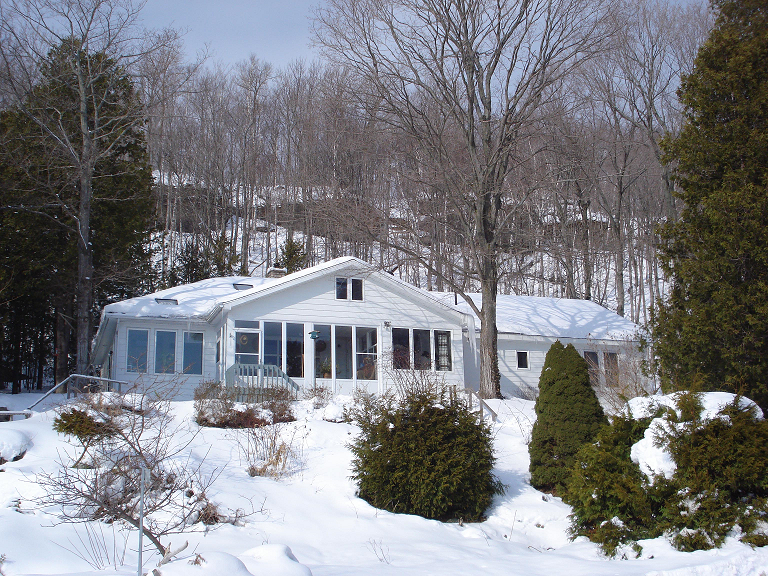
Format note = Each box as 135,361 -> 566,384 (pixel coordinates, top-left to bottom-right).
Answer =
275,237 -> 308,274
0,40 -> 154,386
529,341 -> 607,494
653,0 -> 768,412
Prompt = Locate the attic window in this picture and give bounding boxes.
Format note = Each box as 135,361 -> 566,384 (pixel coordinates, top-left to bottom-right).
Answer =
155,298 -> 178,305
233,283 -> 253,291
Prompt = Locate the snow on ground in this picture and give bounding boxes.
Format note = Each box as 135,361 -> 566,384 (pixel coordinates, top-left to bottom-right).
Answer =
0,391 -> 766,576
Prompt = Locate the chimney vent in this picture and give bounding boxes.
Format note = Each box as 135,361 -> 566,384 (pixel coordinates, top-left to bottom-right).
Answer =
266,267 -> 288,279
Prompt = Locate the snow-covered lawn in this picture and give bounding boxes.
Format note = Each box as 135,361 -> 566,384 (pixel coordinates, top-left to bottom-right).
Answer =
0,392 -> 766,576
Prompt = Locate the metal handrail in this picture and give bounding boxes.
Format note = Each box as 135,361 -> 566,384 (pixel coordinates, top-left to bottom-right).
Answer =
26,374 -> 129,410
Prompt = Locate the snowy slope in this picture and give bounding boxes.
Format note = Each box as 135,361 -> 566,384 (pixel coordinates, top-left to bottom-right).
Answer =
0,392 -> 765,576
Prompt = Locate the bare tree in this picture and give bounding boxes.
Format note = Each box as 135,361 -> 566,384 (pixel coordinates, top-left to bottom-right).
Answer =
0,0 -> 180,374
314,0 -> 615,397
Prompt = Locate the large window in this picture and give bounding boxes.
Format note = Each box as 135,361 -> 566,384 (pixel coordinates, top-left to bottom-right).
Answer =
236,331 -> 260,365
286,323 -> 304,378
314,324 -> 332,378
183,332 -> 203,375
155,331 -> 176,374
127,329 -> 148,373
356,327 -> 377,380
434,331 -> 452,371
392,328 -> 410,369
413,329 -> 431,370
335,325 -> 353,379
264,322 -> 283,368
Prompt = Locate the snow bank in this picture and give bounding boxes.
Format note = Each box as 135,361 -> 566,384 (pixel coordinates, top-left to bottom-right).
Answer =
159,546 -> 312,576
0,429 -> 31,462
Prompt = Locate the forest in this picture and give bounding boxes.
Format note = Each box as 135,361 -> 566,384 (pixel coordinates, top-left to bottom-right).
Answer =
0,0 -> 713,392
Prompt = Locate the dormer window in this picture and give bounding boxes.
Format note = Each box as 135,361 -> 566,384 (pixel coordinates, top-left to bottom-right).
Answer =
233,283 -> 253,291
336,277 -> 363,301
155,298 -> 178,305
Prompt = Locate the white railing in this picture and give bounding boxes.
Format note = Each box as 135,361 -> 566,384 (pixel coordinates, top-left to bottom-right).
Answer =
462,387 -> 498,422
224,363 -> 299,402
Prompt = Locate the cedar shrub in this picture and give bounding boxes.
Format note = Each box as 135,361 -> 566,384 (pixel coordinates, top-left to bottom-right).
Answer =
350,389 -> 503,521
529,341 -> 607,494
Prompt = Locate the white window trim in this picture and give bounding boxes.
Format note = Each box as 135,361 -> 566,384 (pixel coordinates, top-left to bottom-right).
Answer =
515,350 -> 530,370
335,277 -> 365,301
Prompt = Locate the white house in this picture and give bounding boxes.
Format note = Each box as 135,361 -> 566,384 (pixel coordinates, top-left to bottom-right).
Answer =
91,257 -> 640,400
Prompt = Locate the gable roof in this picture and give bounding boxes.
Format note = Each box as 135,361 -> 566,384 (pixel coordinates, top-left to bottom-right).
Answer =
99,256 -> 461,322
434,292 -> 638,341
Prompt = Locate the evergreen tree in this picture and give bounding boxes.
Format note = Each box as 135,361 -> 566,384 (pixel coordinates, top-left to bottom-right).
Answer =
529,341 -> 607,494
653,0 -> 768,411
274,237 -> 308,274
0,40 -> 154,386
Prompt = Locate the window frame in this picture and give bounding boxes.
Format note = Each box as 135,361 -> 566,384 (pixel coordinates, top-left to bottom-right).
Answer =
154,330 -> 177,374
516,350 -> 530,370
126,328 -> 149,373
335,277 -> 364,301
182,332 -> 204,375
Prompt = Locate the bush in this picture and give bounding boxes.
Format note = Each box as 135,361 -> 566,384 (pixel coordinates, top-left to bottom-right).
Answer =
529,341 -> 607,494
567,393 -> 768,554
350,389 -> 503,522
566,414 -> 669,556
194,382 -> 291,427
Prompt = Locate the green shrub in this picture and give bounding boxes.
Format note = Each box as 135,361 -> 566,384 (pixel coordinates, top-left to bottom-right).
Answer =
350,390 -> 503,521
566,414 -> 668,555
567,393 -> 768,554
529,341 -> 607,494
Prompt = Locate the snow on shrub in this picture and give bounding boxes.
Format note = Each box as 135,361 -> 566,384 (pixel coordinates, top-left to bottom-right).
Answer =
566,391 -> 768,555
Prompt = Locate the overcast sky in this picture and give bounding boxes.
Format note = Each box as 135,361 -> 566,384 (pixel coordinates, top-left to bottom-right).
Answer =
140,0 -> 320,69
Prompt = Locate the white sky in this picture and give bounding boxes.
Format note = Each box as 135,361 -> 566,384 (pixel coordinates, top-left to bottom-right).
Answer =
139,0 -> 320,69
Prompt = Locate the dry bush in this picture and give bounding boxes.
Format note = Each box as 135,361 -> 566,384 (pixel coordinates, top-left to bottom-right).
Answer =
263,388 -> 296,424
235,423 -> 302,479
303,382 -> 333,409
40,384 -> 220,556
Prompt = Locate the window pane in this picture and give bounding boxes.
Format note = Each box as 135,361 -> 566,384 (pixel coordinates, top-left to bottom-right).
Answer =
392,328 -> 410,369
236,332 -> 260,365
183,332 -> 203,375
155,331 -> 176,374
434,331 -> 452,371
584,351 -> 600,385
264,322 -> 282,368
127,329 -> 148,373
517,350 -> 529,370
414,329 -> 431,370
234,320 -> 260,329
351,278 -> 363,301
356,327 -> 377,380
604,352 -> 619,387
336,325 -> 353,379
335,277 -> 348,300
286,323 -> 304,378
314,324 -> 332,377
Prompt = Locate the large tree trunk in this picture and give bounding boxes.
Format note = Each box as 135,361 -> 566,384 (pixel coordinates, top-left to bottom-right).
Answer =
478,254 -> 501,399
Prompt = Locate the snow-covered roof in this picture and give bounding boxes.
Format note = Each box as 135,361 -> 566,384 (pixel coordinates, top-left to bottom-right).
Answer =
434,292 -> 638,341
101,257 -> 382,321
103,275 -> 278,319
